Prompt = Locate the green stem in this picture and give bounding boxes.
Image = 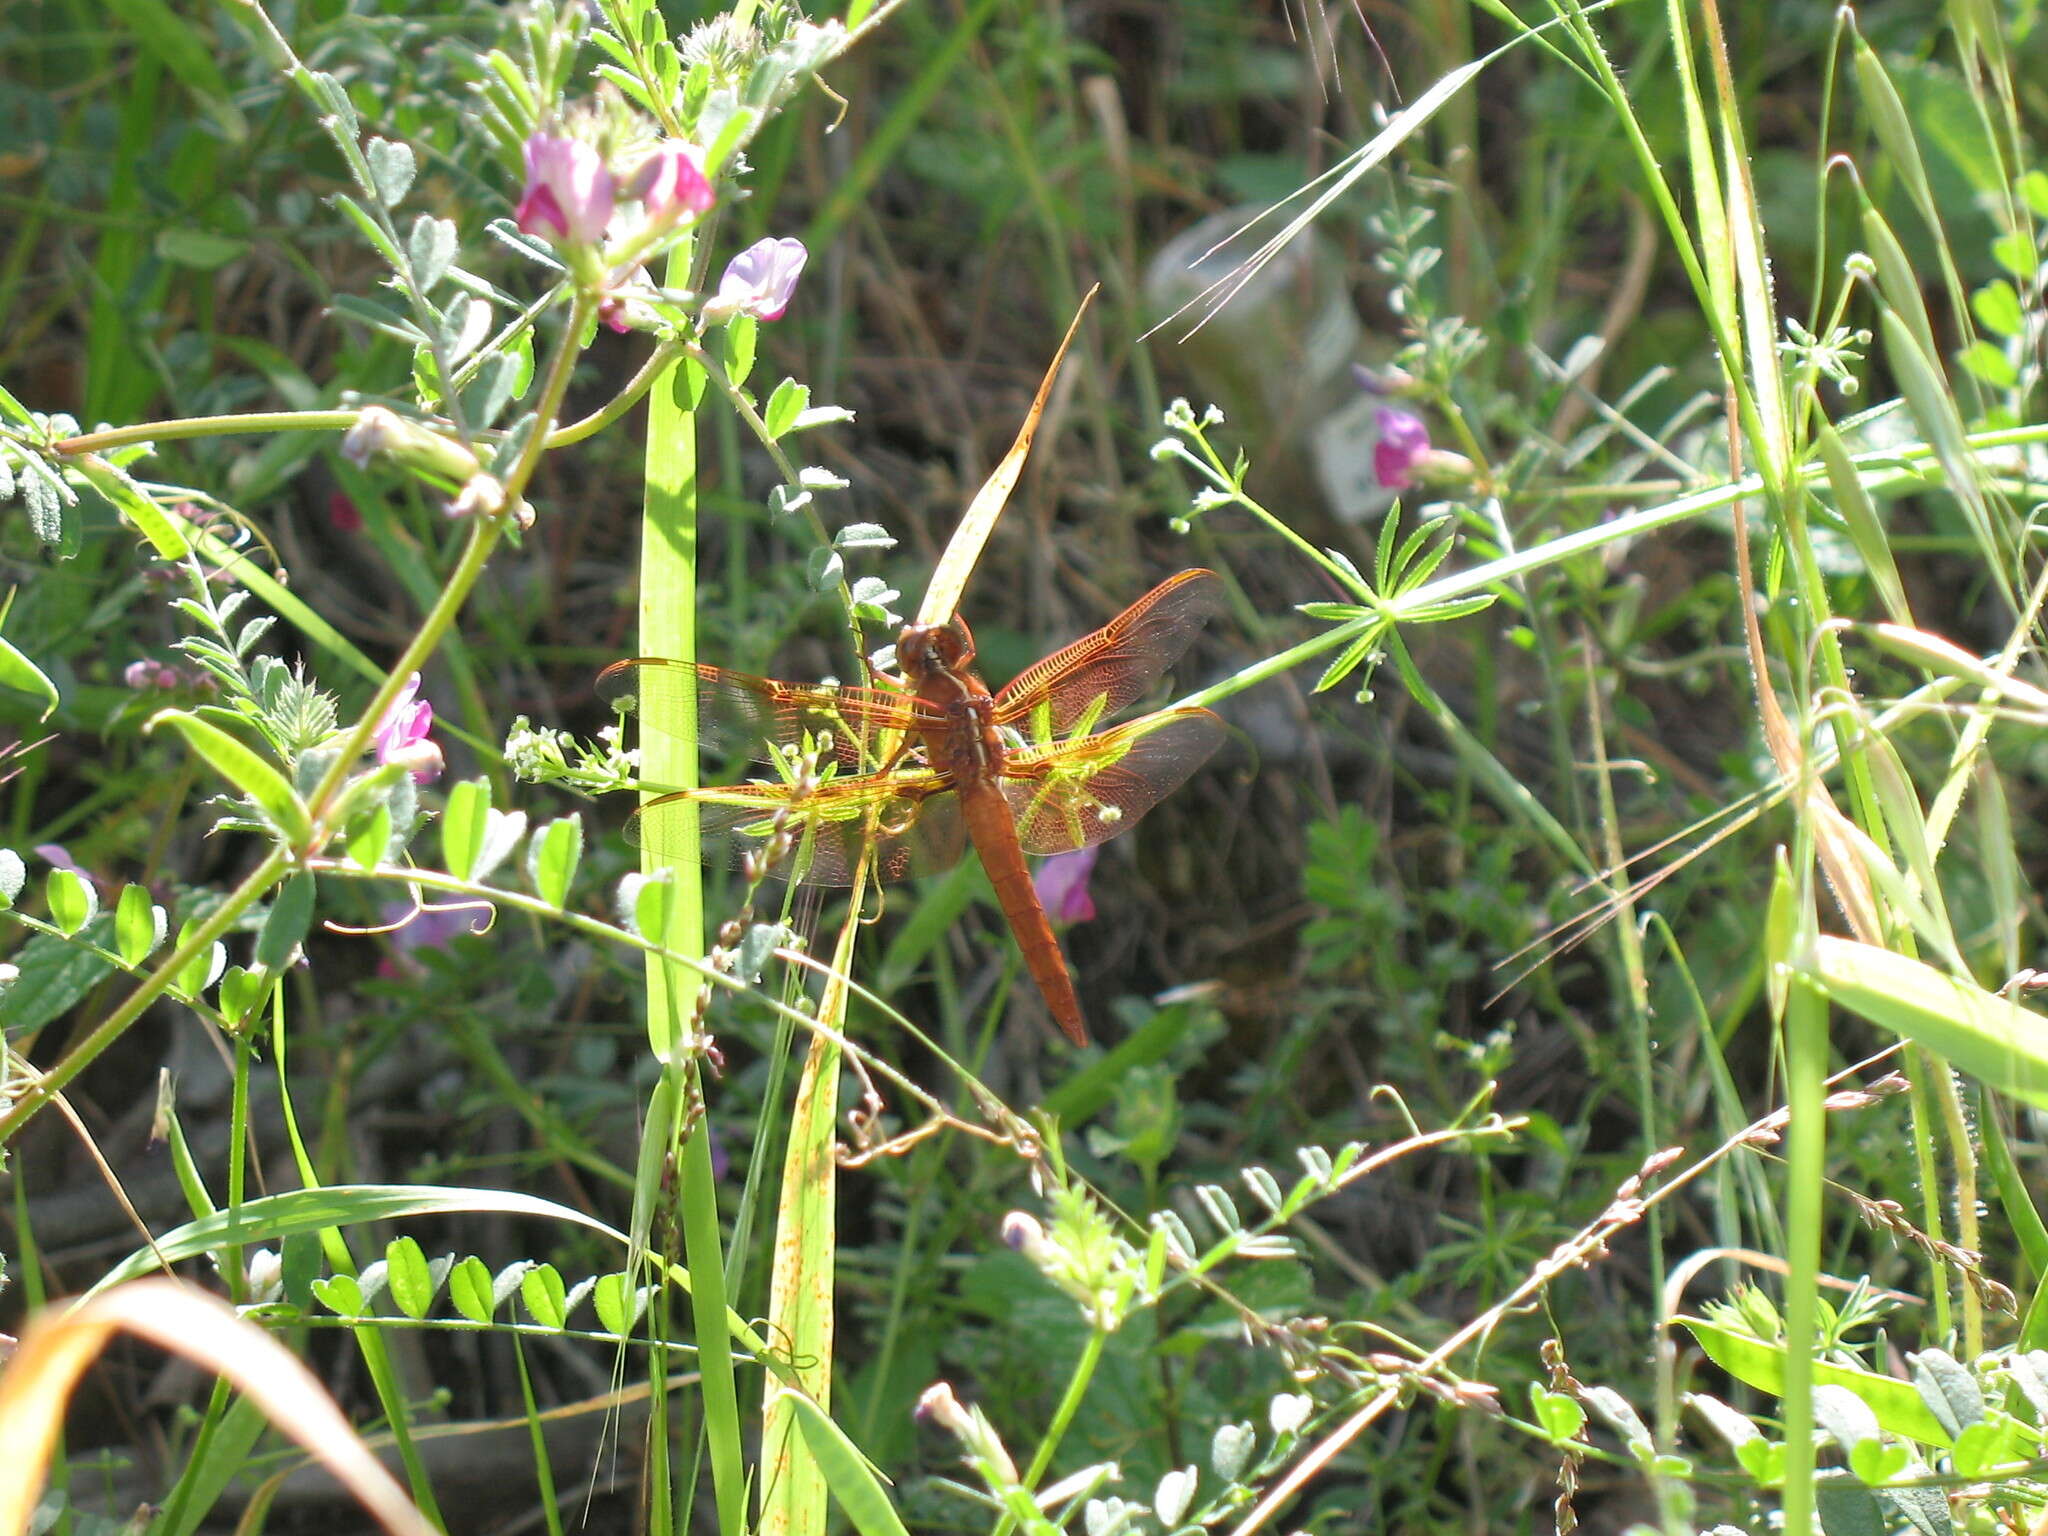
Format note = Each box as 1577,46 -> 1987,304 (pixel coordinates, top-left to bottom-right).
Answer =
53,410 -> 361,454
0,845 -> 289,1143
993,1323 -> 1108,1536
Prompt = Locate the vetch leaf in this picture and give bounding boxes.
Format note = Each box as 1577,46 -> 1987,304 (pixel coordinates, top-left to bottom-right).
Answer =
472,808 -> 527,885
365,137 -> 417,207
218,965 -> 270,1025
256,873 -> 316,969
441,778 -> 490,881
0,849 -> 21,906
312,1273 -> 364,1316
45,867 -> 94,936
763,378 -> 808,440
834,523 -> 896,551
348,804 -> 391,872
384,1237 -> 435,1321
521,1263 -> 567,1329
71,452 -> 189,559
407,215 -> 458,294
528,814 -> 583,907
449,1255 -> 495,1324
0,636 -> 59,721
723,314 -> 758,388
115,883 -> 165,965
1973,279 -> 2023,336
804,547 -> 844,592
172,917 -> 228,999
148,710 -> 312,848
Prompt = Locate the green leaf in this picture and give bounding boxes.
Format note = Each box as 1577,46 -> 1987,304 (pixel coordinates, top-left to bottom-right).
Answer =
407,215 -> 459,294
1972,279 -> 2023,337
781,1389 -> 914,1536
348,804 -> 391,872
441,778 -> 490,881
833,523 -> 896,551
365,137 -> 417,207
1681,1315 -> 1953,1447
629,871 -> 674,944
723,314 -> 758,388
1958,340 -> 2017,389
256,873 -> 316,969
1991,229 -> 2035,280
1812,418 -> 1908,623
330,193 -> 404,270
312,1273 -> 365,1316
804,546 -> 844,592
0,921 -> 115,1031
763,377 -> 809,440
45,867 -> 94,936
521,1263 -> 568,1329
1532,1385 -> 1585,1443
172,917 -> 227,999
385,1236 -> 435,1320
70,452 -> 189,559
592,1271 -> 643,1338
0,849 -> 22,906
218,964 -> 269,1024
1812,937 -> 2048,1109
0,634 -> 59,720
155,228 -> 250,269
148,709 -> 311,847
449,1255 -> 495,1324
528,815 -> 583,908
115,883 -> 165,965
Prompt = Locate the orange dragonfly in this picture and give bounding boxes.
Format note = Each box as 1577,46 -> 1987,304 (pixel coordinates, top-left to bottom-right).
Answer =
597,569 -> 1226,1046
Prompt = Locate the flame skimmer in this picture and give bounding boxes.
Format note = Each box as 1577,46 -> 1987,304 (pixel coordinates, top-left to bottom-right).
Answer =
598,569 -> 1226,1045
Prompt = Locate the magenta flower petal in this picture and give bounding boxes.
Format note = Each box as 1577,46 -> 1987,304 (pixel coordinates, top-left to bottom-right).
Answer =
516,134 -> 615,246
372,674 -> 443,783
1372,406 -> 1431,490
1034,846 -> 1099,925
629,144 -> 716,224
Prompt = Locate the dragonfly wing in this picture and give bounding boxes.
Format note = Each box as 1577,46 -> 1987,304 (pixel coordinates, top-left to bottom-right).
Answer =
999,708 -> 1226,855
597,658 -> 931,773
625,777 -> 968,885
992,569 -> 1223,736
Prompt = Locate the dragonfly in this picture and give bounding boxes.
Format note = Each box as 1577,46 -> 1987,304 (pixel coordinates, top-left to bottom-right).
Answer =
597,568 -> 1227,1046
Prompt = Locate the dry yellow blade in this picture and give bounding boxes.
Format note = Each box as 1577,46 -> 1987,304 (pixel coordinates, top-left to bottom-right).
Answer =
0,1279 -> 434,1536
915,286 -> 1098,628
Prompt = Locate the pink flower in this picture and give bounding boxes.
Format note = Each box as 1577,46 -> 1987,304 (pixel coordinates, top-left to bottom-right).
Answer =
707,237 -> 808,323
515,134 -> 615,246
372,673 -> 443,784
627,144 -> 715,226
124,659 -> 181,690
327,492 -> 363,533
1372,407 -> 1431,491
1034,846 -> 1098,925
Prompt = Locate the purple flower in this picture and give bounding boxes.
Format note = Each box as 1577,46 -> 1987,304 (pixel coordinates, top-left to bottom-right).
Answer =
515,134 -> 615,246
1034,846 -> 1098,925
707,237 -> 808,323
372,673 -> 443,784
1372,406 -> 1431,491
627,144 -> 715,226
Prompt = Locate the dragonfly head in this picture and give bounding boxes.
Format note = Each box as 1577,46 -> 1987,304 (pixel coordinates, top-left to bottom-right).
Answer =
896,616 -> 975,678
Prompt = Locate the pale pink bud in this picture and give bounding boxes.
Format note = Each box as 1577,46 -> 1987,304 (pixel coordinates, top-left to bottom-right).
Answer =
627,144 -> 715,224
706,237 -> 807,323
515,134 -> 615,246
